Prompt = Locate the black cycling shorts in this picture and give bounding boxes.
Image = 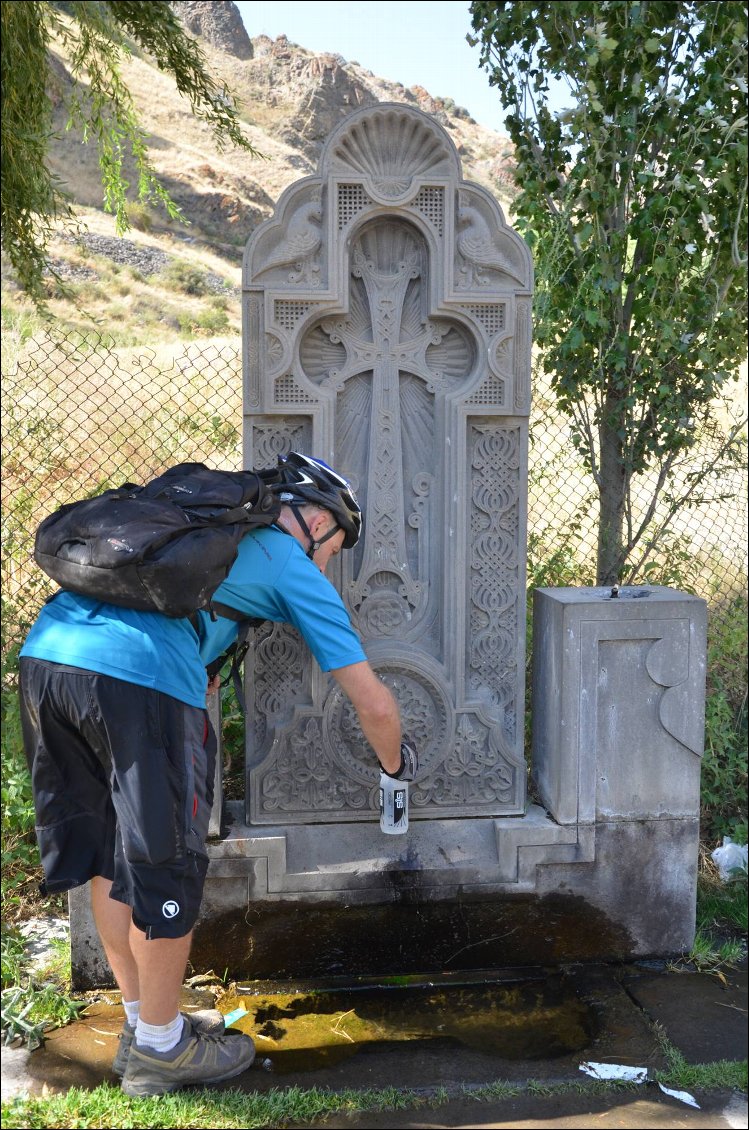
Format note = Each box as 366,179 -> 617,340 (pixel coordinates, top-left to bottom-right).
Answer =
19,658 -> 216,939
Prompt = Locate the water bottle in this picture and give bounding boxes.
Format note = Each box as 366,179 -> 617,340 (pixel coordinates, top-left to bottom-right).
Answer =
379,771 -> 408,835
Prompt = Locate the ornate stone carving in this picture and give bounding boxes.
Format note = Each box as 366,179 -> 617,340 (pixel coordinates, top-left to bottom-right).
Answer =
412,712 -> 518,811
243,104 -> 532,823
325,661 -> 452,782
337,183 -> 373,230
468,424 -> 521,741
274,373 -> 317,405
514,299 -> 532,412
272,299 -> 317,331
250,418 -> 311,468
456,192 -> 528,289
248,621 -> 309,756
466,374 -> 506,407
458,303 -> 507,338
409,186 -> 445,235
244,295 -> 261,408
265,332 -> 285,374
328,107 -> 455,202
254,190 -> 323,288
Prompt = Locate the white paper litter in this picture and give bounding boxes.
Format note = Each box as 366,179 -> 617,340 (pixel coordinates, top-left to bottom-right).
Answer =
579,1061 -> 648,1082
658,1082 -> 700,1108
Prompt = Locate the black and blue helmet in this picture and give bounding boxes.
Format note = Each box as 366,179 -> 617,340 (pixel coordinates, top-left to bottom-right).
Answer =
274,452 -> 362,549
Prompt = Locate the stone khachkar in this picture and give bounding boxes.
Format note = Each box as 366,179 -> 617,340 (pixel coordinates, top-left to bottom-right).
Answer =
242,103 -> 532,826
68,106 -> 707,986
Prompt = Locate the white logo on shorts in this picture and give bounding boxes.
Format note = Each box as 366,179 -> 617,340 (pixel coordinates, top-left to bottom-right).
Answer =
162,900 -> 180,919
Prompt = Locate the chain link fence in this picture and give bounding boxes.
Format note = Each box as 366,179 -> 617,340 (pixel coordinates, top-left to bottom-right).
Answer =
2,327 -> 747,679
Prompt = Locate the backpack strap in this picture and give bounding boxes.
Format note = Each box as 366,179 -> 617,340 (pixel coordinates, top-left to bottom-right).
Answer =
204,601 -> 266,714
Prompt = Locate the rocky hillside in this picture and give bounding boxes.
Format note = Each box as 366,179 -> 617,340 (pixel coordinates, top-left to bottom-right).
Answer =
1,3 -> 517,341
44,1 -> 516,259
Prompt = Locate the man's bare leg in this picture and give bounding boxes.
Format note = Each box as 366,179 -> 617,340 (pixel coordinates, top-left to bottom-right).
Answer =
90,876 -> 139,1003
91,876 -> 192,1025
128,922 -> 193,1026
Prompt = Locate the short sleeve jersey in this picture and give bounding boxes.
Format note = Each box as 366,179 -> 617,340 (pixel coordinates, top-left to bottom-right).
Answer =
196,526 -> 366,673
20,526 -> 366,708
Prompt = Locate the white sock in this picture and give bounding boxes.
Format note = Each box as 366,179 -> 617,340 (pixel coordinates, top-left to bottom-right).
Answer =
123,999 -> 140,1028
135,1014 -> 184,1054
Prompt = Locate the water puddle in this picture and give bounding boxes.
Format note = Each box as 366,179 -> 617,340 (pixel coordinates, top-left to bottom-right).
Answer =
218,973 -> 595,1073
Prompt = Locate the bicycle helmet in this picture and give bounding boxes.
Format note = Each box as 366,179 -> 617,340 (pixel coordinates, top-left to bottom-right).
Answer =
273,451 -> 362,554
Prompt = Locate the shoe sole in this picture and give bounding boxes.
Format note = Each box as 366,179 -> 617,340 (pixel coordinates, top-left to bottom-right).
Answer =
121,1049 -> 255,1097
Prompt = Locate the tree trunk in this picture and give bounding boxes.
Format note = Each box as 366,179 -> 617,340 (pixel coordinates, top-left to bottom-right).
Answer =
596,418 -> 627,585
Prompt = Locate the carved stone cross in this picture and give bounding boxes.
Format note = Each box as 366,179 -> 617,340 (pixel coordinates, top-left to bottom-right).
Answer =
243,104 -> 533,825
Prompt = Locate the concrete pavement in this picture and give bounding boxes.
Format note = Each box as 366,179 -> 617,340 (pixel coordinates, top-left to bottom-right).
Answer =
2,954 -> 746,1129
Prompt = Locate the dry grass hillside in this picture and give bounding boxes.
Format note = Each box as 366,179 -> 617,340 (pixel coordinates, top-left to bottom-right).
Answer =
1,9 -> 517,345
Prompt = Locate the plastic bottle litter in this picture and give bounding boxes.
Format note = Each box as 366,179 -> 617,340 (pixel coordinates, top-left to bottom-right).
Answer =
379,771 -> 408,834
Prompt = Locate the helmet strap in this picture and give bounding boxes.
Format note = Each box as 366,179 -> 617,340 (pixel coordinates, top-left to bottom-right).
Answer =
290,504 -> 340,560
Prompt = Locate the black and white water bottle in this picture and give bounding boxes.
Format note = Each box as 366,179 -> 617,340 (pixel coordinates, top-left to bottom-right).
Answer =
379,771 -> 408,835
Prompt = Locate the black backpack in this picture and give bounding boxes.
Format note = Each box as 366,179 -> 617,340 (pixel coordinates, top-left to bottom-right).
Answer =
34,462 -> 283,701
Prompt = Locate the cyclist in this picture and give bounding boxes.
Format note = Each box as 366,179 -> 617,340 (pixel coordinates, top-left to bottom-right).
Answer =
19,451 -> 417,1096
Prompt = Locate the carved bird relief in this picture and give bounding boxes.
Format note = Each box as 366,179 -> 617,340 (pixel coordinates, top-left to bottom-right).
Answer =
259,199 -> 323,286
457,205 -> 526,288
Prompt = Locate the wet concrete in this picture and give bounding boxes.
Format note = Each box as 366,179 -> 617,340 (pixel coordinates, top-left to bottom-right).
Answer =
188,894 -> 636,985
2,963 -> 746,1129
219,970 -> 595,1074
623,967 -> 748,1065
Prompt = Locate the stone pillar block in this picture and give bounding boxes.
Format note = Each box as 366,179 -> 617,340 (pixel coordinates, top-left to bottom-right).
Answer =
531,585 -> 707,826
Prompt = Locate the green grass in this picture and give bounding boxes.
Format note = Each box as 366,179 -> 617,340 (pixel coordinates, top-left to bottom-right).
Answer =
687,926 -> 746,971
1,1083 -> 416,1129
653,1021 -> 749,1093
2,1068 -> 746,1129
1,928 -> 83,1050
684,869 -> 748,971
1,882 -> 746,1127
698,871 -> 748,934
1,928 -> 26,986
1,981 -> 83,1050
658,1056 -> 748,1093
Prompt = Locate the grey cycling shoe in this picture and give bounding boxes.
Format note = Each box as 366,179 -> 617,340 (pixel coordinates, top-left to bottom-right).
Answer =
112,1008 -> 227,1077
120,1012 -> 254,1095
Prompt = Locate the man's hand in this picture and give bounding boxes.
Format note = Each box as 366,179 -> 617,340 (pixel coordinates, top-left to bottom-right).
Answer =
379,741 -> 419,781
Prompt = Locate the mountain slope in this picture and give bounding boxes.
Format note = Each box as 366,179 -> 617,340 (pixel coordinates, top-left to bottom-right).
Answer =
3,3 -> 517,341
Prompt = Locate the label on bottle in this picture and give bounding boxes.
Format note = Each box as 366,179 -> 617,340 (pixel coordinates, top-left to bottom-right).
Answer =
379,772 -> 408,835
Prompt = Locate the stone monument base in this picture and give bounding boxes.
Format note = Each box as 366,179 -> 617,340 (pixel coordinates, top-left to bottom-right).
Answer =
69,802 -> 698,988
68,585 -> 706,990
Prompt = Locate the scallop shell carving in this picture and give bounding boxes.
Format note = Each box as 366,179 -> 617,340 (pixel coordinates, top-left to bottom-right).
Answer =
425,322 -> 475,384
328,109 -> 454,201
353,217 -> 423,277
300,324 -> 348,384
265,332 -> 285,374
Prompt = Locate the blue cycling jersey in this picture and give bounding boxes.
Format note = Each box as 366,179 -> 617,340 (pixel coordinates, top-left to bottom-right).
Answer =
197,527 -> 365,673
20,526 -> 366,708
